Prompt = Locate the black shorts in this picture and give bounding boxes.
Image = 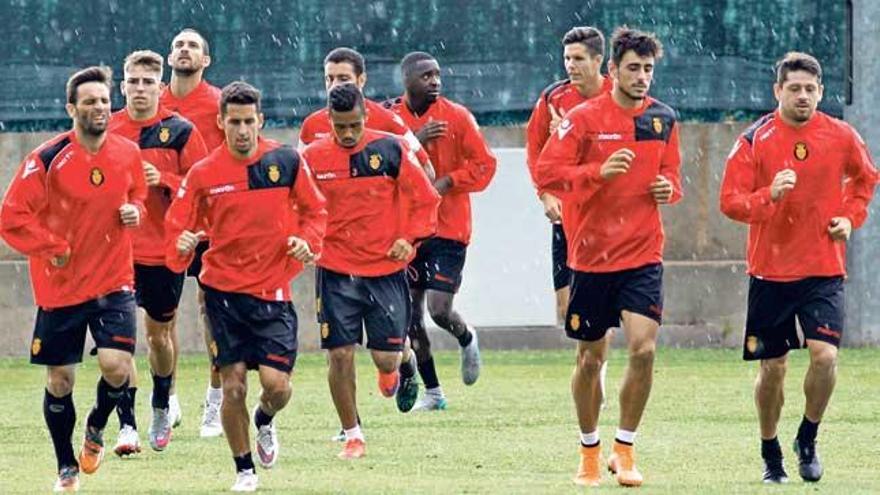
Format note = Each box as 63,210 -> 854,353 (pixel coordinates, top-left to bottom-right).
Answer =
565,263 -> 664,341
407,237 -> 467,293
743,276 -> 844,361
203,285 -> 298,373
552,223 -> 571,290
134,264 -> 185,322
186,240 -> 210,279
30,291 -> 137,366
317,267 -> 410,352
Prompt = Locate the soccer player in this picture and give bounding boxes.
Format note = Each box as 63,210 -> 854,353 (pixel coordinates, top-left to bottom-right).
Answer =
108,49 -> 208,455
536,28 -> 681,487
383,52 -> 497,411
720,52 -> 877,484
165,81 -> 327,491
303,83 -> 439,459
159,27 -> 226,436
0,66 -> 146,492
526,25 -> 614,409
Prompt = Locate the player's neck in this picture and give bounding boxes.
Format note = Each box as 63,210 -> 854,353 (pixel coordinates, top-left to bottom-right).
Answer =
405,93 -> 434,117
73,128 -> 107,154
169,73 -> 203,98
574,74 -> 604,98
127,105 -> 158,122
611,87 -> 644,110
227,142 -> 259,161
777,108 -> 814,129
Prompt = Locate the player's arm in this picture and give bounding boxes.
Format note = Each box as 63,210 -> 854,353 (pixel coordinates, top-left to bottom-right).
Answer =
837,128 -> 879,233
525,93 -> 551,188
161,125 -> 208,194
397,144 -> 441,248
164,168 -> 204,272
295,117 -> 315,153
288,156 -> 328,262
535,112 -> 605,203
120,149 -> 148,227
445,110 -> 497,194
719,137 -> 779,224
0,154 -> 70,260
652,122 -> 684,205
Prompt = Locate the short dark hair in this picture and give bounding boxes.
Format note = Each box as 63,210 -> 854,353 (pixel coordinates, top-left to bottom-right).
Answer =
400,51 -> 436,77
562,26 -> 605,57
610,27 -> 663,66
66,66 -> 113,104
775,52 -> 822,84
324,47 -> 365,76
328,83 -> 365,113
220,81 -> 261,115
175,28 -> 210,56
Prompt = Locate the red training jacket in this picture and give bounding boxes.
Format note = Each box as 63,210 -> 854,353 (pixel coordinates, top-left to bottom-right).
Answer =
0,131 -> 147,308
720,110 -> 877,280
109,107 -> 208,266
535,92 -> 682,272
383,95 -> 496,244
165,138 -> 327,301
303,129 -> 440,277
160,81 -> 225,151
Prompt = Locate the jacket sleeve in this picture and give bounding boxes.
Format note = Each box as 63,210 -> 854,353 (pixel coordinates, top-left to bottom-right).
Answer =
525,92 -> 551,189
127,149 -> 148,220
660,122 -> 684,205
841,126 -> 879,228
0,153 -> 70,258
719,137 -> 778,224
290,156 -> 328,256
164,168 -> 202,273
534,113 -> 604,203
161,126 -> 208,194
398,144 -> 441,244
447,109 -> 497,194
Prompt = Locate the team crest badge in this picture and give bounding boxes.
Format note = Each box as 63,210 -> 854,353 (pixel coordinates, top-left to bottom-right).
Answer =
569,313 -> 581,331
652,117 -> 663,134
321,323 -> 330,339
746,336 -> 759,354
267,164 -> 281,183
209,340 -> 218,358
369,153 -> 382,170
158,127 -> 170,144
31,338 -> 41,356
794,142 -> 808,161
89,167 -> 104,186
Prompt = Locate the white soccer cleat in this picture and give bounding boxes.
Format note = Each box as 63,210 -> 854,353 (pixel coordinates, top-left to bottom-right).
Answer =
200,399 -> 223,438
113,424 -> 141,457
254,406 -> 279,468
168,394 -> 183,428
413,392 -> 448,412
231,469 -> 258,492
460,326 -> 482,385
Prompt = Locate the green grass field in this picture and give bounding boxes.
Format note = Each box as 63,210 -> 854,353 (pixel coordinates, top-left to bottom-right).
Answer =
1,348 -> 879,494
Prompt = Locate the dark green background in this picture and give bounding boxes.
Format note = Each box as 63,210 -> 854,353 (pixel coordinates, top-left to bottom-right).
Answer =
0,0 -> 846,130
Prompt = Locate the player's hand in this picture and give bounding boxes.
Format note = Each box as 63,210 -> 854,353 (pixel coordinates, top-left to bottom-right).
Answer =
50,247 -> 71,268
433,176 -> 453,195
387,238 -> 414,261
548,104 -> 563,135
176,230 -> 205,255
143,161 -> 161,187
650,175 -> 674,204
828,217 -> 852,242
287,236 -> 315,263
600,148 -> 635,180
119,203 -> 141,227
540,192 -> 562,222
770,169 -> 797,201
415,120 -> 448,145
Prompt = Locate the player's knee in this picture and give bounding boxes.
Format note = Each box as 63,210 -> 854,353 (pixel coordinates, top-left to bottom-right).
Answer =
328,346 -> 355,369
810,344 -> 838,371
46,370 -> 74,396
427,296 -> 453,326
146,323 -> 172,350
575,346 -> 604,374
759,358 -> 787,382
628,341 -> 655,367
222,377 -> 247,404
372,352 -> 400,374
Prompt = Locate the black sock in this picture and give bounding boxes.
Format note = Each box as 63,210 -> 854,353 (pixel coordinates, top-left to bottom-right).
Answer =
400,353 -> 416,379
87,377 -> 128,431
151,373 -> 173,410
457,328 -> 473,347
761,437 -> 783,460
254,405 -> 274,429
797,416 -> 819,444
44,390 -> 77,470
116,386 -> 137,429
234,452 -> 255,473
417,356 -> 441,389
